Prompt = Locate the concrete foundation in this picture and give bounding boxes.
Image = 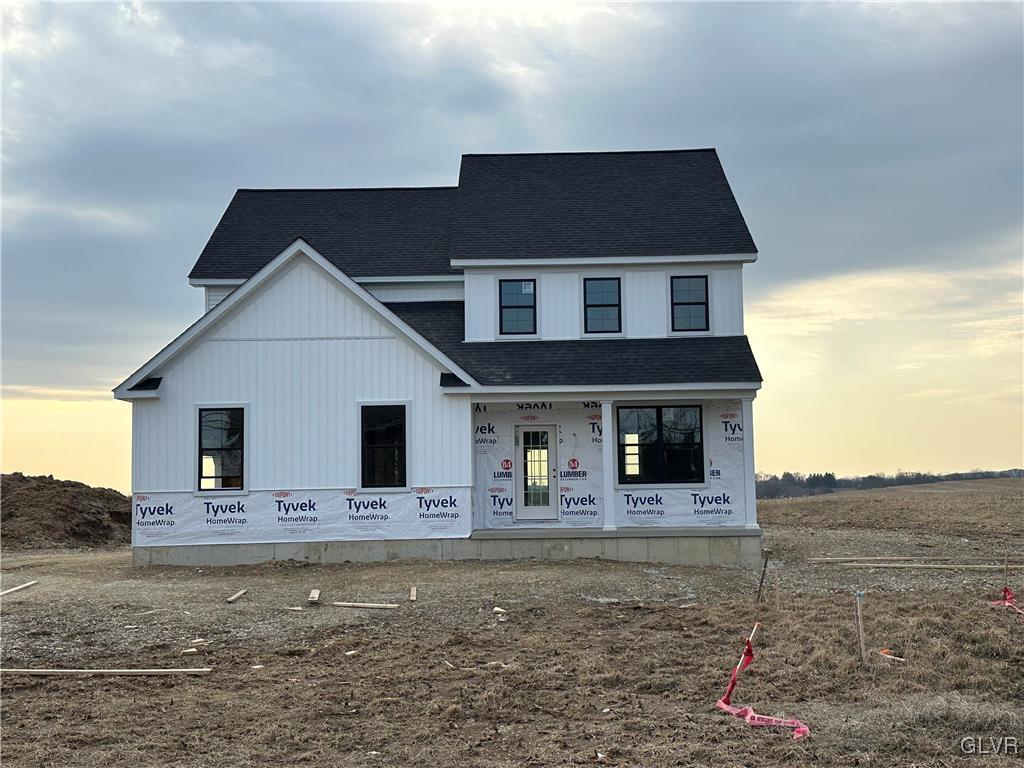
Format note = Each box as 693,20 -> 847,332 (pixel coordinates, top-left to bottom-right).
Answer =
133,528 -> 762,568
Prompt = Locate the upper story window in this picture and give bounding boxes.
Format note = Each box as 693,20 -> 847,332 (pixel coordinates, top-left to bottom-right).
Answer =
199,408 -> 244,490
671,276 -> 709,332
617,405 -> 704,485
583,278 -> 621,334
499,279 -> 536,335
361,404 -> 407,488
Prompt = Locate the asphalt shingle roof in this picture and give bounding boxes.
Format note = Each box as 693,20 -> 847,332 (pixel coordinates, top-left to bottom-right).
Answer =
451,150 -> 756,261
189,187 -> 457,279
387,302 -> 762,387
189,149 -> 756,279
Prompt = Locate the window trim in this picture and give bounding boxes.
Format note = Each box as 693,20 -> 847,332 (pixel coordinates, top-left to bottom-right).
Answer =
615,404 -> 706,486
194,402 -> 249,496
668,275 -> 710,334
357,400 -> 411,492
583,277 -> 622,334
498,278 -> 538,336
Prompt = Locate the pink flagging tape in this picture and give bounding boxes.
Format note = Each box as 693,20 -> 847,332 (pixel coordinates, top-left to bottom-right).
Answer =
990,587 -> 1024,621
714,626 -> 810,740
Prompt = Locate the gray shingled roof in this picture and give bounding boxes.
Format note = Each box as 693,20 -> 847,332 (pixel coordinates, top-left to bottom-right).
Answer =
387,302 -> 762,387
189,150 -> 756,279
189,187 -> 457,279
452,150 -> 756,261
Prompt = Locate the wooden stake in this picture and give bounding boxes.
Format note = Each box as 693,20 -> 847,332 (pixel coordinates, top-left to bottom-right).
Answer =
855,591 -> 867,667
1,668 -> 212,676
0,581 -> 38,597
756,552 -> 770,603
774,565 -> 782,612
226,589 -> 247,603
1005,551 -> 1010,588
331,602 -> 398,610
409,586 -> 417,602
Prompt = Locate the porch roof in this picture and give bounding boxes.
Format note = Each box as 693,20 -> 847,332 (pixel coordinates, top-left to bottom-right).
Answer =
386,301 -> 762,388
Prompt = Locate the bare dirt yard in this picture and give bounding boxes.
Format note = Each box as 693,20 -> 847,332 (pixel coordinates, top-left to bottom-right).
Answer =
2,478 -> 1021,767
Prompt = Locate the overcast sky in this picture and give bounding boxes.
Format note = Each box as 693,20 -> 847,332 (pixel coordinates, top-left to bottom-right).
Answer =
2,2 -> 1022,491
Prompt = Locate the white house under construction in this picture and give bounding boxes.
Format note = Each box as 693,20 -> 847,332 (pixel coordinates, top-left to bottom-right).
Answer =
115,149 -> 764,567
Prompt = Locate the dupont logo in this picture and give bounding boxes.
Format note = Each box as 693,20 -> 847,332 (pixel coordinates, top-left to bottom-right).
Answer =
520,414 -> 540,422
720,412 -> 738,420
413,487 -> 433,494
567,458 -> 580,470
135,495 -> 150,502
272,491 -> 292,498
487,486 -> 506,494
344,489 -> 358,497
587,414 -> 602,422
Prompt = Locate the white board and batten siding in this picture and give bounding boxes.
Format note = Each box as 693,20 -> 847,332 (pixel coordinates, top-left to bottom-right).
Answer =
464,264 -> 744,342
205,279 -> 464,313
135,257 -> 472,494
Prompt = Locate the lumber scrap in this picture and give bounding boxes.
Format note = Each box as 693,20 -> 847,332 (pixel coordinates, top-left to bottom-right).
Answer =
844,563 -> 1023,571
308,589 -> 321,604
811,556 -> 992,563
0,581 -> 38,597
409,586 -> 417,602
226,589 -> 247,604
1,668 -> 212,676
331,601 -> 399,609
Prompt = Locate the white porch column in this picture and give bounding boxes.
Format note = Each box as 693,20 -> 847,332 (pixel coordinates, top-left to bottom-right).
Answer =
741,397 -> 758,528
600,400 -> 616,531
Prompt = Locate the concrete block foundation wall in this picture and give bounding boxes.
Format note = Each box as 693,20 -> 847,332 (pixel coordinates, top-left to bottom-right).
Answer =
133,530 -> 762,568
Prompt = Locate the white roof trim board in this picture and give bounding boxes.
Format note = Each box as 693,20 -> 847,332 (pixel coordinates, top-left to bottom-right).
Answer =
114,239 -> 482,400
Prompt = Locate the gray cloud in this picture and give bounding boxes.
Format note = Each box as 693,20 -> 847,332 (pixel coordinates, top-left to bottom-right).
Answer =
2,1 -> 1021,392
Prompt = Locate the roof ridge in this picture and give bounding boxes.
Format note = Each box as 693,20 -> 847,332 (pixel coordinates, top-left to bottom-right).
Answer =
461,148 -> 717,158
234,185 -> 457,193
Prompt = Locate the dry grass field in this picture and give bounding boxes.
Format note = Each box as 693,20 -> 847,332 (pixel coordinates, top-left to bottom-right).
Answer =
1,478 -> 1021,767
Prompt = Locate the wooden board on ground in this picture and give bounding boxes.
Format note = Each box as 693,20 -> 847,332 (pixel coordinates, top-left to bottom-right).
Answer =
308,589 -> 321,604
226,589 -> 247,603
0,581 -> 39,597
1,668 -> 213,676
332,602 -> 399,610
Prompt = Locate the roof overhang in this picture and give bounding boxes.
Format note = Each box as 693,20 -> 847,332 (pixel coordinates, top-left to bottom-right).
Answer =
451,253 -> 758,269
117,239 -> 482,401
461,384 -> 761,402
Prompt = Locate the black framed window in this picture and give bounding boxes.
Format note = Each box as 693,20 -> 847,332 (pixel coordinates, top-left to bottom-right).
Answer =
617,405 -> 703,484
199,408 -> 244,490
584,278 -> 621,333
499,279 -> 536,335
361,405 -> 407,488
670,276 -> 709,332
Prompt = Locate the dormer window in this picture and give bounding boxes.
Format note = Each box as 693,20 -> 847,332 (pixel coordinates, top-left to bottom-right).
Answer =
583,278 -> 621,334
671,276 -> 709,332
499,279 -> 536,335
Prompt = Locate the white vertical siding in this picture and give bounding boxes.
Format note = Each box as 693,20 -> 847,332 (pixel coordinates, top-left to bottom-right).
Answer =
539,272 -> 579,339
464,271 -> 496,341
205,286 -> 236,312
463,264 -> 745,341
363,281 -> 464,303
134,258 -> 471,493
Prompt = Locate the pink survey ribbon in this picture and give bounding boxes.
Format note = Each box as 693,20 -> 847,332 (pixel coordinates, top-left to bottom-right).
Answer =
715,636 -> 810,740
990,586 -> 1024,620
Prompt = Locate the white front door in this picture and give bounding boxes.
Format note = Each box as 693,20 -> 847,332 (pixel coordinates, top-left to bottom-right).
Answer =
514,425 -> 559,521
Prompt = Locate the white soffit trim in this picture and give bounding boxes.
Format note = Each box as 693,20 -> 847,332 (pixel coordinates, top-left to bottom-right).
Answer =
451,253 -> 758,268
188,278 -> 245,287
115,239 -> 481,399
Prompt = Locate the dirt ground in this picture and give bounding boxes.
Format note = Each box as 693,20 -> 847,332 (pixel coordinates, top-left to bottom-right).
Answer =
2,479 -> 1022,767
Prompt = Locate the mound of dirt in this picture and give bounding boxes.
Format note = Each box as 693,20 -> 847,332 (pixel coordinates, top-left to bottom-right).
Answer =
1,473 -> 130,549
